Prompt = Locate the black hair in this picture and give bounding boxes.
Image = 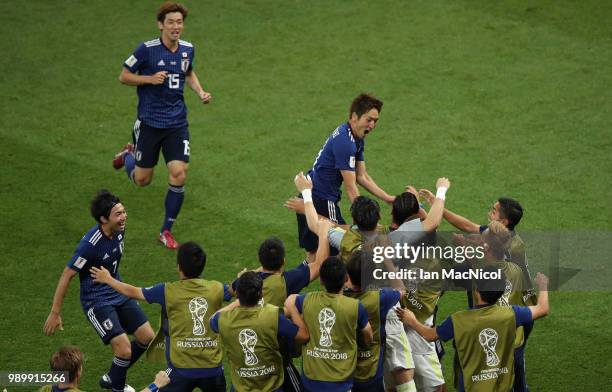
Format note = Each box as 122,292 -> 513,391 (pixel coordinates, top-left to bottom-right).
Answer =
236,271 -> 263,306
90,189 -> 120,224
258,237 -> 285,271
349,93 -> 383,118
351,196 -> 380,231
320,257 -> 347,293
497,198 -> 523,230
475,266 -> 507,304
391,192 -> 420,225
177,241 -> 206,278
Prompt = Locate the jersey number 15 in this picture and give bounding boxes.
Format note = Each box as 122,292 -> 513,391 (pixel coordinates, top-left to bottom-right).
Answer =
168,74 -> 180,89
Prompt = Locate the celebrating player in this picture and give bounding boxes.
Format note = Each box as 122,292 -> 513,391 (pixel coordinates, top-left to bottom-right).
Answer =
286,257 -> 373,391
211,272 -> 309,392
296,93 -> 395,262
91,242 -> 229,392
113,2 -> 212,249
396,268 -> 550,392
43,190 -> 154,392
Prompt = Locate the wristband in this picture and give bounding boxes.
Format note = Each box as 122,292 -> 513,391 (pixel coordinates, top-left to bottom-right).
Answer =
148,383 -> 158,392
302,189 -> 313,203
435,187 -> 448,200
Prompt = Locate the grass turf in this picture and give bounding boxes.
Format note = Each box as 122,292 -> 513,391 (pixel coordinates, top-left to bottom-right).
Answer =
1,0 -> 611,390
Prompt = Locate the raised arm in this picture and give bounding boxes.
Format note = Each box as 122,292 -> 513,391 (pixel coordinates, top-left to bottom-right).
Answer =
395,307 -> 439,342
417,177 -> 450,231
44,267 -> 78,335
90,266 -> 145,300
308,220 -> 333,281
528,273 -> 550,320
420,187 -> 479,233
355,161 -> 394,204
185,70 -> 212,103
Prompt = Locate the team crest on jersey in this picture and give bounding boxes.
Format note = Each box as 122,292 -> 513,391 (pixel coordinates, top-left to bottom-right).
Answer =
103,318 -> 114,331
181,59 -> 190,72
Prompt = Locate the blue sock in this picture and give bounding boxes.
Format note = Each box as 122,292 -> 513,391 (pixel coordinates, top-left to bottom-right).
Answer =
109,356 -> 130,391
124,153 -> 136,182
129,340 -> 148,367
161,184 -> 184,232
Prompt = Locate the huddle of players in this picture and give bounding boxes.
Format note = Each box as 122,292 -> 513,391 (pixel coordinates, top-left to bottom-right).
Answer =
38,6 -> 550,387
42,180 -> 550,392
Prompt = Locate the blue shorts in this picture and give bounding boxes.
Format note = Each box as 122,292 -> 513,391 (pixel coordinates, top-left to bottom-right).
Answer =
84,299 -> 148,345
133,119 -> 190,168
296,195 -> 345,253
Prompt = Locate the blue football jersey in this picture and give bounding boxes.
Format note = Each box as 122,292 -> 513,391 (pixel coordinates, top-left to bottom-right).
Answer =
308,123 -> 365,202
67,225 -> 128,310
124,38 -> 195,129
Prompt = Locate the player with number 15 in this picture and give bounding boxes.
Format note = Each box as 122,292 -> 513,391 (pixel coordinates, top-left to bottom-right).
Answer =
113,2 -> 212,249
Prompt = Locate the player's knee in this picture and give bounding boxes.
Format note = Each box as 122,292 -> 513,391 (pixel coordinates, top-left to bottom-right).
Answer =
169,170 -> 186,185
112,340 -> 132,359
134,175 -> 152,187
138,324 -> 155,344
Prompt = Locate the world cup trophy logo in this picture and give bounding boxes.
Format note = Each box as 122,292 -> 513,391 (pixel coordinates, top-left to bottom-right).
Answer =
478,328 -> 501,367
318,308 -> 336,347
239,328 -> 259,366
188,297 -> 208,336
498,280 -> 513,307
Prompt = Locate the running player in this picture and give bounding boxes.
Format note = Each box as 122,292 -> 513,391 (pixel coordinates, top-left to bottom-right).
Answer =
113,2 -> 212,249
43,190 -> 154,392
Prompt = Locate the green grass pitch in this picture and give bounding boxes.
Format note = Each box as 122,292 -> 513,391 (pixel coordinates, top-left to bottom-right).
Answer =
1,0 -> 611,390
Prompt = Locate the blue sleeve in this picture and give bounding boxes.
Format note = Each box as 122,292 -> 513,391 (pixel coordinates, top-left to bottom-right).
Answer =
332,134 -> 357,171
124,43 -> 147,73
230,278 -> 238,293
436,317 -> 454,342
357,302 -> 369,329
278,314 -> 299,339
479,225 -> 487,233
188,46 -> 194,72
295,294 -> 306,314
67,241 -> 94,272
223,284 -> 233,301
357,140 -> 365,161
512,305 -> 533,326
142,283 -> 166,306
210,312 -> 220,333
379,288 -> 401,320
284,263 -> 311,295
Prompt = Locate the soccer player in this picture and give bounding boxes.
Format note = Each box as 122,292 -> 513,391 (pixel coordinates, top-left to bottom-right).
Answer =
40,345 -> 84,392
344,253 -> 414,392
285,257 -> 373,392
210,272 -> 309,392
43,190 -> 154,392
396,268 -> 550,392
388,187 -> 450,392
296,93 -> 395,263
91,241 -> 229,392
113,2 -> 212,249
420,191 -> 535,391
40,345 -> 171,392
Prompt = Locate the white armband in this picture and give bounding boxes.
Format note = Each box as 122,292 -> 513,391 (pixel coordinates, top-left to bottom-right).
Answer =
302,189 -> 313,203
435,187 -> 448,200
